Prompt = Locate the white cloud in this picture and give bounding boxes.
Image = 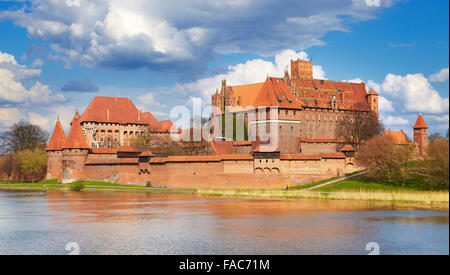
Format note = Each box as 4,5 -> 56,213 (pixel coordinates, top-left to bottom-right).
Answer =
428,67 -> 449,83
381,73 -> 449,114
0,108 -> 26,127
0,0 -> 397,74
138,92 -> 167,108
342,78 -> 364,84
28,112 -> 50,129
379,96 -> 394,112
0,51 -> 66,105
0,51 -> 41,80
147,50 -> 326,104
382,115 -> 409,126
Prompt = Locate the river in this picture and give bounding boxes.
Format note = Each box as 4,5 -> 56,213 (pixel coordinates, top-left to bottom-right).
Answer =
0,190 -> 448,255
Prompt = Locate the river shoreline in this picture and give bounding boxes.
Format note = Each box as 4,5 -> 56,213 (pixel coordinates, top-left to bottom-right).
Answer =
1,182 -> 448,208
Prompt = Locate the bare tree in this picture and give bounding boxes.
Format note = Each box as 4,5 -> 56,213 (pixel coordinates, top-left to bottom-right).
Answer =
0,155 -> 16,182
357,135 -> 415,184
427,135 -> 449,189
337,104 -> 381,149
0,122 -> 49,154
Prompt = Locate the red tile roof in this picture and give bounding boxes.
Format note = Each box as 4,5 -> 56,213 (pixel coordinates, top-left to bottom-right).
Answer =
368,89 -> 378,96
165,155 -> 222,162
221,154 -> 254,160
80,96 -> 147,125
383,130 -> 409,145
230,78 -> 303,110
46,120 -> 66,151
280,154 -> 321,160
117,146 -> 142,153
340,145 -> 356,152
292,79 -> 370,111
79,96 -> 174,133
211,140 -> 236,155
321,153 -> 346,159
85,158 -> 139,165
91,148 -> 118,154
413,114 -> 429,129
139,151 -> 154,157
63,116 -> 90,149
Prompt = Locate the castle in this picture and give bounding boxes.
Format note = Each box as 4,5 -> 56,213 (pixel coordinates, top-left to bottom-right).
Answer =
211,59 -> 379,154
46,59 -> 429,189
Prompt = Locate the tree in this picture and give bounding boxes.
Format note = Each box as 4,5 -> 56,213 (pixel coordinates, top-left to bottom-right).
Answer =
427,136 -> 449,189
0,122 -> 49,154
16,148 -> 47,183
357,135 -> 415,184
0,155 -> 16,182
337,104 -> 381,149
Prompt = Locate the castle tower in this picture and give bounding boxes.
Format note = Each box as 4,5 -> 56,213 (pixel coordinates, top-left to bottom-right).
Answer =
222,79 -> 235,109
413,114 -> 429,157
61,113 -> 90,183
291,59 -> 313,80
367,89 -> 379,117
46,119 -> 66,180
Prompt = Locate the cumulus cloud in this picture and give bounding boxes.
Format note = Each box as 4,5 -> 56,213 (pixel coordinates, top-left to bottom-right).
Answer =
0,108 -> 26,128
381,73 -> 449,114
139,50 -> 325,105
0,51 -> 41,80
428,67 -> 449,83
62,78 -> 99,93
0,0 -> 396,75
0,51 -> 66,105
379,96 -> 394,112
382,115 -> 409,126
138,92 -> 167,108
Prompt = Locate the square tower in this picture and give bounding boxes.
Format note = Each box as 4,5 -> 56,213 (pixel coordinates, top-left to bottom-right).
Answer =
413,114 -> 429,157
291,59 -> 313,80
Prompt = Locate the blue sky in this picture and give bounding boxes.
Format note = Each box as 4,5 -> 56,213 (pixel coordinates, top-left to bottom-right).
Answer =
0,0 -> 448,138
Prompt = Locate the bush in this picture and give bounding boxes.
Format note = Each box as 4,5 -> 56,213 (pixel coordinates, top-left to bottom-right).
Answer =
16,148 -> 47,183
70,181 -> 85,192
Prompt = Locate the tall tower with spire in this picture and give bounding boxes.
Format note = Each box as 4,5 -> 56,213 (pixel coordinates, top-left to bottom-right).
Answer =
413,114 -> 429,157
61,112 -> 90,183
46,118 -> 67,180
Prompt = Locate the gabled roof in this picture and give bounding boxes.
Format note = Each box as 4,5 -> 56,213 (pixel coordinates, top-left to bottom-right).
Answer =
253,78 -> 303,109
80,96 -> 147,125
384,130 -> 409,145
230,82 -> 265,108
293,79 -> 370,111
231,78 -> 302,110
63,116 -> 90,149
413,114 -> 429,129
46,120 -> 66,151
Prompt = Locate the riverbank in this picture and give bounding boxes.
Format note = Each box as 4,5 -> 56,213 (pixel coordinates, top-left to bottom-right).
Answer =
1,177 -> 448,207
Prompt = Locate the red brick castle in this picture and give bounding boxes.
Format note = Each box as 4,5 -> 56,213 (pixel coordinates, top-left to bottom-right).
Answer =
46,59 -> 429,188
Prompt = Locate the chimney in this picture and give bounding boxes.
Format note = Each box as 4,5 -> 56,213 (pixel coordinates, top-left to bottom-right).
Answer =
107,109 -> 110,122
138,109 -> 141,121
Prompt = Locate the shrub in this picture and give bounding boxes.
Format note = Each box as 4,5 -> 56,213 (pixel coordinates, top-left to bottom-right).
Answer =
70,181 -> 85,192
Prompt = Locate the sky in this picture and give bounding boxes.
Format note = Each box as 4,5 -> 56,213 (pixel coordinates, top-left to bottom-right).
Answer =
0,0 -> 448,139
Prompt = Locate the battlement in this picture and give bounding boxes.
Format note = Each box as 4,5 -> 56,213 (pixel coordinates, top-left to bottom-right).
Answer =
291,59 -> 313,80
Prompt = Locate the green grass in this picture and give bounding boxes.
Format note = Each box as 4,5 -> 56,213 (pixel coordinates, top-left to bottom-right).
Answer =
289,177 -> 339,190
0,179 -> 195,194
315,174 -> 434,193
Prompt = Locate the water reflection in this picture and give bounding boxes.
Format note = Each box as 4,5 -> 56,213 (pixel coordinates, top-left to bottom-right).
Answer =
0,190 -> 448,255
